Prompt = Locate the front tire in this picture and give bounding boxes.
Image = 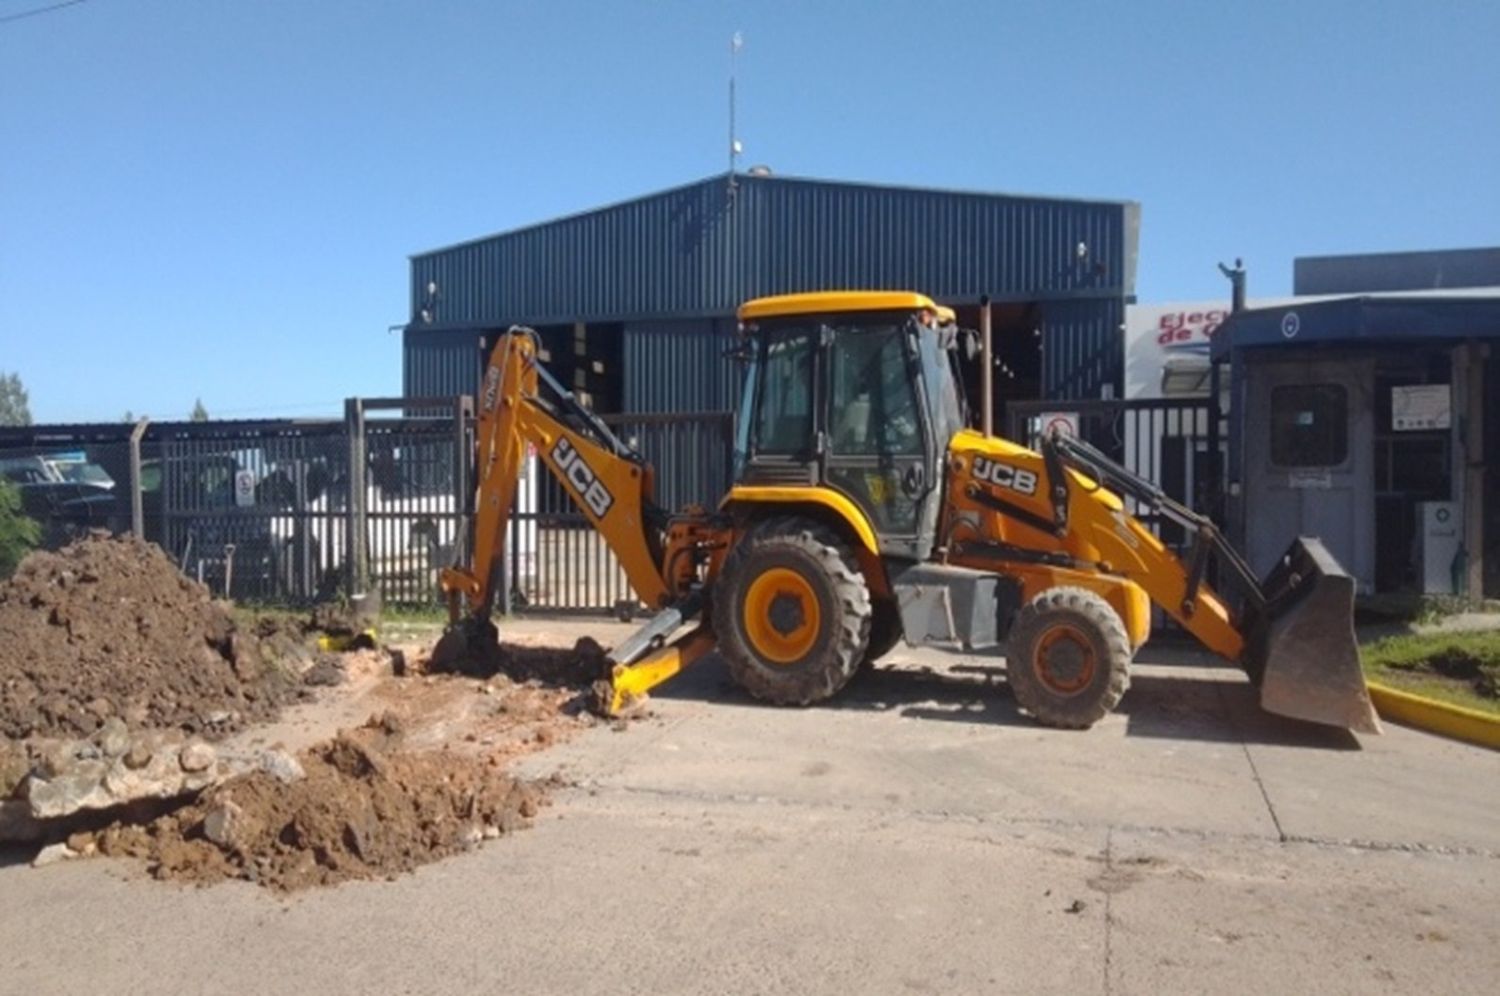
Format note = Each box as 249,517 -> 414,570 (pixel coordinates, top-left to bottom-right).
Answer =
713,517 -> 870,705
1005,587 -> 1131,729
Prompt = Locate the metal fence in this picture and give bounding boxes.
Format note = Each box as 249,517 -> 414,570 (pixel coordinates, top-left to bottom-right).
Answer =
15,399 -> 1228,613
0,401 -> 732,615
0,399 -> 472,608
1005,397 -> 1221,546
505,411 -> 736,614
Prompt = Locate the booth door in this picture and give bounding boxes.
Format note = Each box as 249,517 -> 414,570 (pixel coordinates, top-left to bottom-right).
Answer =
1242,358 -> 1376,592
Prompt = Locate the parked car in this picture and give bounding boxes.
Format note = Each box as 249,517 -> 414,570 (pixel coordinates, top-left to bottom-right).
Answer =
0,455 -> 125,546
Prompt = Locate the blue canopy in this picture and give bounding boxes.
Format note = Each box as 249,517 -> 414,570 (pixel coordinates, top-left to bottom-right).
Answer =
1210,294 -> 1500,361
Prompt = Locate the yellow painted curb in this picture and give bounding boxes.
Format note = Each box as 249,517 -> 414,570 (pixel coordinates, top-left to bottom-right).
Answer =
1366,681 -> 1500,751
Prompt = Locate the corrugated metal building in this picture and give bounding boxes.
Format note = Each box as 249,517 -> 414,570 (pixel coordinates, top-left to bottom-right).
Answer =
403,172 -> 1140,412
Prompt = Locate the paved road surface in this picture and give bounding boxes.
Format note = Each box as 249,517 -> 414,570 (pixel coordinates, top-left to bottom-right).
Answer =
3,621 -> 1497,995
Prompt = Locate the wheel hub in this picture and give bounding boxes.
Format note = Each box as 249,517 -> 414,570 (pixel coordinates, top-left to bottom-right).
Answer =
1034,624 -> 1097,695
768,592 -> 806,636
742,566 -> 822,666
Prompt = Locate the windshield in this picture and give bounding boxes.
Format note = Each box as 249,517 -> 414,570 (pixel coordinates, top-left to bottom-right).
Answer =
53,461 -> 116,488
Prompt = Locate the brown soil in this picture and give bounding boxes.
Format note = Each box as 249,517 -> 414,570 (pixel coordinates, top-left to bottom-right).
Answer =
424,630 -> 611,689
0,535 -> 302,741
89,718 -> 550,891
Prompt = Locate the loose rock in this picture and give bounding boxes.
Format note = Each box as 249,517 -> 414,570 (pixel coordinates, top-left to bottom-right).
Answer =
202,799 -> 243,848
94,717 -> 131,759
178,742 -> 216,774
257,749 -> 305,785
32,842 -> 78,868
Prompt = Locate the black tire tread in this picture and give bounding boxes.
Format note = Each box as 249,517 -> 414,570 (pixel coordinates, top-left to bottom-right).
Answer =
713,517 -> 870,705
1005,586 -> 1131,729
861,597 -> 904,668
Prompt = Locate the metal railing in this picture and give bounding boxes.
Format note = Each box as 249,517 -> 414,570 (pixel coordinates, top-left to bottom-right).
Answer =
0,401 -> 733,615
1005,397 -> 1222,544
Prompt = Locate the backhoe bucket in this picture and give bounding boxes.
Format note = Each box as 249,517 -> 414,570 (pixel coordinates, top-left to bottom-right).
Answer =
1249,538 -> 1381,734
428,618 -> 501,676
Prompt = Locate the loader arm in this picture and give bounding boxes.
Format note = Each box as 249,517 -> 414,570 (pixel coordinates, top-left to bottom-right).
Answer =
947,428 -> 1378,732
1038,434 -> 1255,662
439,328 -> 671,622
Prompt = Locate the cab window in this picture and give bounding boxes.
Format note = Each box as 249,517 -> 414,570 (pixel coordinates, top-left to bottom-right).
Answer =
752,328 -> 816,454
828,324 -> 921,456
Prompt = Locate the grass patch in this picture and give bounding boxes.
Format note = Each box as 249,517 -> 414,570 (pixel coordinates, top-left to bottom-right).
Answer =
1361,629 -> 1500,716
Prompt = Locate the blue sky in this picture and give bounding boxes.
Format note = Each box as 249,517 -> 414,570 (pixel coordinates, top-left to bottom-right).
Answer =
2,0 -> 1495,422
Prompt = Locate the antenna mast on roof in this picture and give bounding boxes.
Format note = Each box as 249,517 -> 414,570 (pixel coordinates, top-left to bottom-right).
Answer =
728,31 -> 743,195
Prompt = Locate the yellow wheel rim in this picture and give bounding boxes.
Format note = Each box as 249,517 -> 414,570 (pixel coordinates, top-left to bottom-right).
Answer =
1033,623 -> 1097,696
742,567 -> 821,666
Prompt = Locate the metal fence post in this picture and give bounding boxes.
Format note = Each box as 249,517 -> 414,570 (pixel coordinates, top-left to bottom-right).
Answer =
128,417 -> 150,538
344,398 -> 369,598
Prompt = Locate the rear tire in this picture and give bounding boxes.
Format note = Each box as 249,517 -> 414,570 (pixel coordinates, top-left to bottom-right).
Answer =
861,597 -> 904,668
713,517 -> 870,705
1005,587 -> 1131,729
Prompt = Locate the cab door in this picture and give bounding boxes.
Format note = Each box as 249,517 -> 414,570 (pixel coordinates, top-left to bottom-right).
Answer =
823,320 -> 940,560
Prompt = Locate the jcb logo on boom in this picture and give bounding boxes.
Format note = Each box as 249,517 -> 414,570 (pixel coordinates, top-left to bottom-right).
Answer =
552,437 -> 615,519
972,457 -> 1039,496
480,367 -> 501,415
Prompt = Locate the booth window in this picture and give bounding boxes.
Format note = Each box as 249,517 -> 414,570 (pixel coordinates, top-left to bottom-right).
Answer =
1270,384 -> 1348,467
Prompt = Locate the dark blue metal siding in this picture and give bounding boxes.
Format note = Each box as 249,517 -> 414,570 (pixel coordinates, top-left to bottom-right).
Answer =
734,178 -> 1129,306
622,319 -> 741,414
412,179 -> 736,328
1039,298 -> 1124,401
411,174 -> 1136,327
1294,247 -> 1500,294
403,329 -> 484,399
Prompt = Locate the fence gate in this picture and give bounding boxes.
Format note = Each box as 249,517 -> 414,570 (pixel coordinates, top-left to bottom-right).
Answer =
160,426 -> 351,604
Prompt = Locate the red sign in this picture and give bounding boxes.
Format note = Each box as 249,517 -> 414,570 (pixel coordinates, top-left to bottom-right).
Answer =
1156,309 -> 1228,348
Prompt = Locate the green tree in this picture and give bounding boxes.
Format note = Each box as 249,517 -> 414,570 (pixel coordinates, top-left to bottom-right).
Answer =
191,398 -> 209,422
0,479 -> 40,578
0,371 -> 31,426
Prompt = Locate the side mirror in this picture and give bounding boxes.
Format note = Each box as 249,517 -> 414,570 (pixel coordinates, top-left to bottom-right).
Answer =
722,344 -> 755,363
940,327 -> 980,360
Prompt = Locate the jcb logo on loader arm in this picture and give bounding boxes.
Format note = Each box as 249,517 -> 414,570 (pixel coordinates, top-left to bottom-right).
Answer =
972,457 -> 1039,496
552,437 -> 615,519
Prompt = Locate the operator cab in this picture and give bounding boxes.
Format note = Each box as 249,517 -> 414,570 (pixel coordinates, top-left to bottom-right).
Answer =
733,291 -> 968,562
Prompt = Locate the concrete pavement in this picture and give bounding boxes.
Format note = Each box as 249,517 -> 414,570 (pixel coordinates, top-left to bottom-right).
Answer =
2,620 -> 1497,995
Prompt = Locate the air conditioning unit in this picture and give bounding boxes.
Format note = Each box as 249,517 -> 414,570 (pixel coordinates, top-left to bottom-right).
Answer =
1414,501 -> 1460,595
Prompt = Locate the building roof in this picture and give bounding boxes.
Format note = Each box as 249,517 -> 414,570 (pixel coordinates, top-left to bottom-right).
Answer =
1294,246 -> 1500,295
407,172 -> 1139,328
1211,293 -> 1500,360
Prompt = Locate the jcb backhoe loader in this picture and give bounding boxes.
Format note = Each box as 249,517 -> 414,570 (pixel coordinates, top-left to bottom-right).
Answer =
435,291 -> 1380,734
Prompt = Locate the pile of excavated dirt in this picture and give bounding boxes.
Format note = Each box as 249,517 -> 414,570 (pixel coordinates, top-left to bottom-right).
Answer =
89,717 -> 551,891
0,535 -> 303,741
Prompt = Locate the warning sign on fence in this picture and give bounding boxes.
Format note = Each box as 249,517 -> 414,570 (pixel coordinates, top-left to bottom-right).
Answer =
233,469 -> 256,507
1037,412 -> 1080,440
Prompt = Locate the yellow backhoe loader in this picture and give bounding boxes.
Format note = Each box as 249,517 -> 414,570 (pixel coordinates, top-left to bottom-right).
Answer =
435,291 -> 1379,734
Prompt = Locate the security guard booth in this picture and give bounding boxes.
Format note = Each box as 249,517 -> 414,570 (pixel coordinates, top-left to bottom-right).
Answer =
1213,295 -> 1500,598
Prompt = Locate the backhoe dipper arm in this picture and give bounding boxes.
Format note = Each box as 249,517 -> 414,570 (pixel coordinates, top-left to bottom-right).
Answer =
439,328 -> 671,622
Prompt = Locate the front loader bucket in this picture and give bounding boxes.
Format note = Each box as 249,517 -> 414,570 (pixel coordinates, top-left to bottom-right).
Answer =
1249,538 -> 1382,734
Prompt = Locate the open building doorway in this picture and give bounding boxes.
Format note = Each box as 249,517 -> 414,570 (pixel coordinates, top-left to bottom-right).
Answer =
950,301 -> 1044,429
